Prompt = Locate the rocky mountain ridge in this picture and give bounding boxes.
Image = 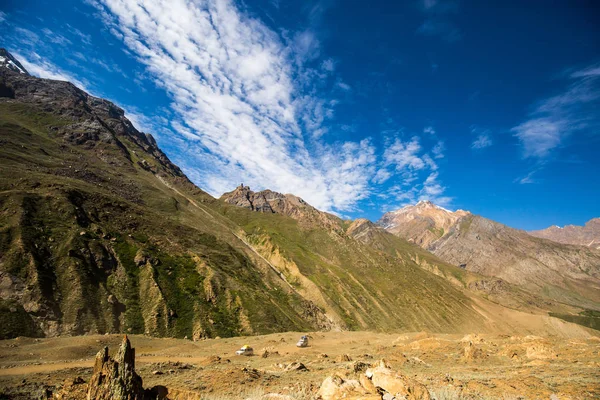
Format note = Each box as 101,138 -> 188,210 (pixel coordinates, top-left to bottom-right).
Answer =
378,202 -> 600,311
530,218 -> 600,250
378,201 -> 470,248
220,184 -> 343,231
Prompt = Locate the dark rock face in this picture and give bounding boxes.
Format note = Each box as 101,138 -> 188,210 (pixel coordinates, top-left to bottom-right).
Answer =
87,336 -> 146,400
221,184 -> 276,213
220,184 -> 345,232
0,48 -> 185,179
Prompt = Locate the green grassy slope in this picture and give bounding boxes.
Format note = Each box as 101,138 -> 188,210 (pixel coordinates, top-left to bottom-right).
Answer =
1,66 -> 582,340
0,101 -> 316,338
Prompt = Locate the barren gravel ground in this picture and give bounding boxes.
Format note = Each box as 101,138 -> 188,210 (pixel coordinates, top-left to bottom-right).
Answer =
1,331 -> 599,399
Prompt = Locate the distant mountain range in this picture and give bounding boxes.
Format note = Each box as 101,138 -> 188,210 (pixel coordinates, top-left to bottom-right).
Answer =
1,48 -> 598,340
530,218 -> 600,250
377,201 -> 600,310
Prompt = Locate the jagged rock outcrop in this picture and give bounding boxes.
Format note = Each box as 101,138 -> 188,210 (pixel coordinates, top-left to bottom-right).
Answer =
87,336 -> 146,400
221,184 -> 343,231
221,184 -> 276,212
530,218 -> 600,250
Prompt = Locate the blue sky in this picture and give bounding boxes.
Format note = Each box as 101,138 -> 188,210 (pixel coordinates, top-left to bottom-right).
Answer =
1,0 -> 599,230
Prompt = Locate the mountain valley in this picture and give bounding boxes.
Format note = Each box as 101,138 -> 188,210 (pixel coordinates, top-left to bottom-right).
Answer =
0,48 -> 599,399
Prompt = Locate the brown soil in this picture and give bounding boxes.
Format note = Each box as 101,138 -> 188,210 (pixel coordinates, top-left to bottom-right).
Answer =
0,331 -> 599,399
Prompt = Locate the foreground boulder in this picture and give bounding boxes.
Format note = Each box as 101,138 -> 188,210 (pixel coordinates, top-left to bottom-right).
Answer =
317,375 -> 379,400
366,361 -> 431,400
317,359 -> 430,400
87,336 -> 146,400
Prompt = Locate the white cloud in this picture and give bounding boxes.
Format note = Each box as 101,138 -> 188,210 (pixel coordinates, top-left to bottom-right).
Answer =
471,133 -> 492,150
0,11 -> 6,23
13,27 -> 40,46
381,135 -> 450,206
423,126 -> 435,135
336,81 -> 351,91
87,0 -> 382,212
41,28 -> 73,46
512,63 -> 600,159
515,169 -> 539,185
373,169 -> 392,184
570,64 -> 600,79
384,136 -> 425,170
419,172 -> 452,206
432,141 -> 445,158
321,58 -> 335,72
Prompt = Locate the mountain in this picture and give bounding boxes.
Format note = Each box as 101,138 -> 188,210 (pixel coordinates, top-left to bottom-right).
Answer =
0,48 -> 28,75
220,184 -> 342,231
378,202 -> 600,311
530,218 -> 600,250
0,49 -> 594,340
379,200 -> 470,248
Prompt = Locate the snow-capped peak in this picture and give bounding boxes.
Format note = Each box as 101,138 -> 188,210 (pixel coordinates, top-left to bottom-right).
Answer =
0,49 -> 29,75
415,200 -> 452,213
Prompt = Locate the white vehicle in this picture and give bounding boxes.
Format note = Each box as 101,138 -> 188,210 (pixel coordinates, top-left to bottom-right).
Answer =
296,335 -> 309,348
235,345 -> 254,356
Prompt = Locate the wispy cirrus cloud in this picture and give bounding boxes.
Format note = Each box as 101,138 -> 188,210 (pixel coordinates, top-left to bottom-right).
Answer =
5,0 -> 453,214
83,0 -> 383,212
515,169 -> 539,185
470,127 -> 493,150
512,63 -> 600,159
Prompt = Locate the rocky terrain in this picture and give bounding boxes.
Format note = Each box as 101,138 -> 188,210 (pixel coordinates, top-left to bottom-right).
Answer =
378,202 -> 600,313
221,185 -> 342,231
0,331 -> 598,399
530,218 -> 600,250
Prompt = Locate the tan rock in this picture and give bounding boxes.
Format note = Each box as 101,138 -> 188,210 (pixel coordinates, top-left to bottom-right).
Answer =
463,341 -> 486,361
86,336 -> 145,400
317,375 -> 379,400
366,364 -> 431,400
